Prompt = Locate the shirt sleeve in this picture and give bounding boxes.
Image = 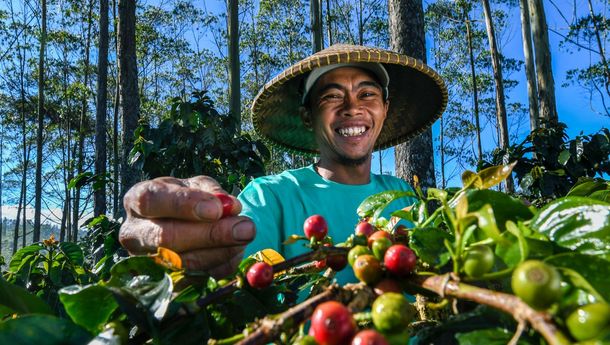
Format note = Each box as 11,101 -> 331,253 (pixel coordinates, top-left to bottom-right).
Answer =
238,178 -> 284,257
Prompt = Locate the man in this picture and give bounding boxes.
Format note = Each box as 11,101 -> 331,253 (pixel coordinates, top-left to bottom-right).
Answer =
119,44 -> 447,280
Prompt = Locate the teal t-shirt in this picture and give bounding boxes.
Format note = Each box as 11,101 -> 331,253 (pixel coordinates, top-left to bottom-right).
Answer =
238,164 -> 415,284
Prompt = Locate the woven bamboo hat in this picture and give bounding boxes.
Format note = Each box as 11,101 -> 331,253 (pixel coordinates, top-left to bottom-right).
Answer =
251,44 -> 448,155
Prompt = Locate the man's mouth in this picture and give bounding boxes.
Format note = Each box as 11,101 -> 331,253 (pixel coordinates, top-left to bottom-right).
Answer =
336,126 -> 368,137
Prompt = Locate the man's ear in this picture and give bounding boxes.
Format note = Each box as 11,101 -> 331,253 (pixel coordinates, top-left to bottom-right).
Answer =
383,100 -> 390,119
299,106 -> 313,130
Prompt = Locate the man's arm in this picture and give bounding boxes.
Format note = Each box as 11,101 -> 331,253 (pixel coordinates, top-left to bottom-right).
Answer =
119,176 -> 256,278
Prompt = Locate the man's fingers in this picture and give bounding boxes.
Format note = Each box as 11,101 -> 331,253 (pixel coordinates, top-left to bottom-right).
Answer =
119,216 -> 256,254
208,253 -> 244,279
180,246 -> 245,273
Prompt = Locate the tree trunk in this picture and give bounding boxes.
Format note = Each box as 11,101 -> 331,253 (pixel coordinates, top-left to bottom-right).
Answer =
528,0 -> 558,124
73,0 -> 94,241
118,0 -> 140,215
33,0 -> 47,243
519,0 -> 539,130
481,0 -> 514,193
587,0 -> 610,97
228,0 -> 241,130
112,0 -> 120,218
465,13 -> 482,163
311,0 -> 323,52
388,0 -> 436,189
326,0 -> 333,45
95,0 -> 110,217
1,119 -> 4,255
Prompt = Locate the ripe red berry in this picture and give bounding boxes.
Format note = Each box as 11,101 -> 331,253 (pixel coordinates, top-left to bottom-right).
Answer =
384,245 -> 417,276
304,215 -> 329,241
351,330 -> 389,345
213,193 -> 234,218
355,221 -> 376,238
310,301 -> 356,345
326,252 -> 348,271
367,231 -> 392,247
246,262 -> 273,289
315,259 -> 327,269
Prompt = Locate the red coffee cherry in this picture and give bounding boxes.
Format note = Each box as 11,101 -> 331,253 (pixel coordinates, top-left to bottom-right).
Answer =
310,301 -> 356,345
384,245 -> 417,276
246,262 -> 273,289
351,330 -> 389,345
355,221 -> 376,238
213,193 -> 234,218
304,215 -> 329,241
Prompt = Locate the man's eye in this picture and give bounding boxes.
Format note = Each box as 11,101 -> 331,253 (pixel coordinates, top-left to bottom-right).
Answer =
322,94 -> 342,100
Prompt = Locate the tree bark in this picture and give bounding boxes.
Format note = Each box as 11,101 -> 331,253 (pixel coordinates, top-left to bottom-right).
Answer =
481,0 -> 514,193
465,13 -> 482,163
228,0 -> 241,129
95,0 -> 110,217
33,0 -> 47,243
529,0 -> 558,124
311,0 -> 323,52
388,0 -> 436,189
519,0 -> 539,130
112,0 -> 120,218
118,0 -> 140,215
74,0 -> 94,241
326,0 -> 333,45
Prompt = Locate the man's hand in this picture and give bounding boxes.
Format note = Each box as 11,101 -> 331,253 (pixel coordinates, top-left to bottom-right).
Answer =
119,176 -> 255,278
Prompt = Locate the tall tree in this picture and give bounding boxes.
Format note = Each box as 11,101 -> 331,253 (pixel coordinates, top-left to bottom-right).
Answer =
519,0 -> 539,130
481,0 -> 513,192
118,0 -> 140,211
389,0 -> 436,189
311,0 -> 323,52
463,8 -> 482,163
95,0 -> 110,217
33,0 -> 47,242
529,0 -> 558,124
228,0 -> 240,128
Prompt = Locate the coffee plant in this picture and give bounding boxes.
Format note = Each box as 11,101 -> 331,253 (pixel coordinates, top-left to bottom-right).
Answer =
1,162 -> 609,345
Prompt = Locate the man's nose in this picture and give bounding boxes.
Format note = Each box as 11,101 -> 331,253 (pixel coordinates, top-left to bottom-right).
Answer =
342,94 -> 362,116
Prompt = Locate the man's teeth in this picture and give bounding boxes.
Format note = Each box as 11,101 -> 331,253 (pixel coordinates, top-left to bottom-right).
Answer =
337,126 -> 366,137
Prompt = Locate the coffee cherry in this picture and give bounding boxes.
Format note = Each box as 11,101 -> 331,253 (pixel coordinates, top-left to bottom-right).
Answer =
566,303 -> 610,341
511,260 -> 561,310
310,301 -> 356,345
246,262 -> 273,289
384,245 -> 416,276
213,193 -> 234,218
304,215 -> 329,241
355,221 -> 376,238
353,254 -> 382,285
368,231 -> 392,247
372,292 -> 417,333
373,278 -> 402,296
372,237 -> 393,261
392,225 -> 409,244
463,245 -> 495,278
351,330 -> 389,345
348,245 -> 372,267
327,252 -> 348,272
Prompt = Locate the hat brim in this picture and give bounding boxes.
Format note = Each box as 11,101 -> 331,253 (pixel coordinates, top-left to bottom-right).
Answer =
251,44 -> 448,156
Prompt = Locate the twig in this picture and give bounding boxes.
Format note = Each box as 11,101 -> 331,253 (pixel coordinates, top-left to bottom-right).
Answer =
408,274 -> 572,345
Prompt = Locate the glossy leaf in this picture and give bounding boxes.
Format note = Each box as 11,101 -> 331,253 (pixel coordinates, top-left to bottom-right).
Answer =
0,315 -> 91,345
456,327 -> 536,345
461,170 -> 482,189
357,190 -> 417,220
107,256 -> 165,287
59,242 -> 84,266
463,190 -> 533,231
409,228 -> 453,268
0,275 -> 52,315
545,253 -> 610,303
530,197 -> 610,260
8,244 -> 43,273
477,161 -> 517,190
59,284 -> 118,332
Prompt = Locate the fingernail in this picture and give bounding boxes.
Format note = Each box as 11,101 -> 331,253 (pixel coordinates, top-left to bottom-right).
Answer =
232,220 -> 255,242
196,200 -> 221,219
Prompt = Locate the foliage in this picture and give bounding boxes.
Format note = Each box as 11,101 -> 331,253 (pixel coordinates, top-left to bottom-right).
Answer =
0,162 -> 608,345
129,91 -> 269,191
489,122 -> 610,203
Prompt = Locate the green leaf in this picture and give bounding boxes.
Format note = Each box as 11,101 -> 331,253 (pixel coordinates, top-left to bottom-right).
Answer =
461,170 -> 482,189
357,190 -> 416,220
0,315 -> 92,345
409,228 -> 453,269
545,253 -> 610,303
471,204 -> 504,243
456,327 -> 536,345
107,256 -> 165,287
566,179 -> 608,197
477,161 -> 517,190
0,275 -> 53,315
59,242 -> 84,266
463,190 -> 534,231
530,197 -> 610,260
558,149 -> 571,165
59,284 -> 118,333
590,190 -> 610,202
8,244 -> 43,273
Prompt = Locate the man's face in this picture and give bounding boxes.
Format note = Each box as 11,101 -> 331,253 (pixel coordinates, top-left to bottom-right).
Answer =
306,67 -> 389,166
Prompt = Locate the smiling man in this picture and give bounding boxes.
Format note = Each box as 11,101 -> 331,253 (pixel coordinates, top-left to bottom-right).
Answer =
119,44 -> 447,279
